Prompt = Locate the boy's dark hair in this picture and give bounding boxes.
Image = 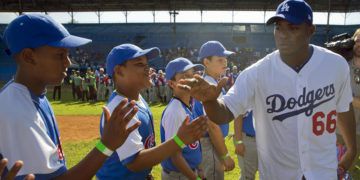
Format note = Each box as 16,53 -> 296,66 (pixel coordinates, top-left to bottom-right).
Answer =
202,56 -> 213,65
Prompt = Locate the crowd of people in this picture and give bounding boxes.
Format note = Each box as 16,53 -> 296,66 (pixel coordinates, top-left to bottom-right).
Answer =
1,1 -> 360,180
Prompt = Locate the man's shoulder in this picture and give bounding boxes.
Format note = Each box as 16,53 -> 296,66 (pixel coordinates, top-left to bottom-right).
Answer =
247,50 -> 278,70
238,52 -> 275,78
313,45 -> 349,68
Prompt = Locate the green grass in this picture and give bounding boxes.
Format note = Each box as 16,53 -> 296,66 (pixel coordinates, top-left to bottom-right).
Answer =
47,86 -> 106,116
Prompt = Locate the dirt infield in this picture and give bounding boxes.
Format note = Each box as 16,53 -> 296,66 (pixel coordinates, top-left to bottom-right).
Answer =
57,115 -> 100,142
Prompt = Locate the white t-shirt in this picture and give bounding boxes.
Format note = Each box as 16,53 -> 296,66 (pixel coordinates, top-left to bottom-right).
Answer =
223,45 -> 352,180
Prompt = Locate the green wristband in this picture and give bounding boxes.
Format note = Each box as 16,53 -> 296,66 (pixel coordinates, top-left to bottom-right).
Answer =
173,135 -> 186,149
234,140 -> 243,145
196,176 -> 202,180
96,140 -> 114,157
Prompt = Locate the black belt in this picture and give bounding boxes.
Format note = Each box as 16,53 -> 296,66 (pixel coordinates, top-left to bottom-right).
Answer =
146,174 -> 154,180
245,133 -> 255,137
163,168 -> 196,174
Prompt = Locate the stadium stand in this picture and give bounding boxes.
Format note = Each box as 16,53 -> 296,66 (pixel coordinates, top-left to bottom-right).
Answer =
0,23 -> 359,82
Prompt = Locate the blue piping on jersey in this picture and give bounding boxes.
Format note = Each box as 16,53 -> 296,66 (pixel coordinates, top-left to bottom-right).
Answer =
15,166 -> 67,180
0,79 -> 14,94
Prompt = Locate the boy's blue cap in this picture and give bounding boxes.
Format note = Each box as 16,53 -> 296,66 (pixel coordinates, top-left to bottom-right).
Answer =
3,13 -> 91,55
266,0 -> 313,25
165,57 -> 204,80
106,44 -> 160,77
198,41 -> 234,61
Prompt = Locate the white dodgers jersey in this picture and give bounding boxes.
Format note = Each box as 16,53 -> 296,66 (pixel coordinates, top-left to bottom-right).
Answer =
223,45 -> 352,180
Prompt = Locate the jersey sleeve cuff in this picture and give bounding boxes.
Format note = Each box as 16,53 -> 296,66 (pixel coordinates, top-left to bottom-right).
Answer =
121,151 -> 140,166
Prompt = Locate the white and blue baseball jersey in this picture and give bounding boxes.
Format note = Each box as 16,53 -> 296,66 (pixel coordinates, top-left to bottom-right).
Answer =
0,80 -> 66,180
193,75 -> 229,137
222,45 -> 353,180
160,97 -> 202,172
96,92 -> 155,180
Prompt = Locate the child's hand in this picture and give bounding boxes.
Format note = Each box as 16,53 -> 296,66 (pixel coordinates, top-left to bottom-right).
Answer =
177,116 -> 208,145
222,156 -> 235,171
235,143 -> 245,157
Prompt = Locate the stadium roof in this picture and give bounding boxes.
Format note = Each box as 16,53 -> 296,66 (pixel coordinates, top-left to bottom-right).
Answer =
1,0 -> 360,13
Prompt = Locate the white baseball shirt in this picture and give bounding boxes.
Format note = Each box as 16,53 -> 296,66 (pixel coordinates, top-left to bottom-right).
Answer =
223,45 -> 352,180
0,81 -> 66,179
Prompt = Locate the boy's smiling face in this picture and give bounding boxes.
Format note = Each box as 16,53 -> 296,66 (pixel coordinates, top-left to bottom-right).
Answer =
169,68 -> 195,96
204,56 -> 228,77
116,55 -> 152,89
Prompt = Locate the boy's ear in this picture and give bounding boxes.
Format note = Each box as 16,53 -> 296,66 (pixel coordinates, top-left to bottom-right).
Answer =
168,80 -> 176,89
203,58 -> 210,67
113,65 -> 125,77
20,48 -> 37,65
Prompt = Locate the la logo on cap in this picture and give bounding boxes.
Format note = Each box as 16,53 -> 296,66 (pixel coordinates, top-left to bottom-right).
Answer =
281,3 -> 290,12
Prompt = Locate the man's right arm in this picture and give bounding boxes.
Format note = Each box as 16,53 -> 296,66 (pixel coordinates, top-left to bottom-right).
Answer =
203,99 -> 234,124
352,97 -> 360,109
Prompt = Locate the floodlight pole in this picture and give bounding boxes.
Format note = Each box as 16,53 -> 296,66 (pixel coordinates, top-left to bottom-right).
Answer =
344,12 -> 347,25
169,10 -> 179,48
69,11 -> 74,24
326,0 -> 331,41
18,0 -> 23,15
232,9 -> 234,23
95,9 -> 102,24
263,8 -> 266,32
124,11 -> 128,23
169,10 -> 179,31
153,10 -> 155,23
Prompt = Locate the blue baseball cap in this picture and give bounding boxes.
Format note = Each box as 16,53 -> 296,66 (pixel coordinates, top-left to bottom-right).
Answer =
198,41 -> 234,61
165,57 -> 204,80
3,13 -> 91,55
106,44 -> 160,77
266,0 -> 313,25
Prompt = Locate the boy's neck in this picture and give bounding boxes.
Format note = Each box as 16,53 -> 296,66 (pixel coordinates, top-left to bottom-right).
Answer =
205,70 -> 221,80
15,70 -> 46,96
116,84 -> 140,101
173,93 -> 191,107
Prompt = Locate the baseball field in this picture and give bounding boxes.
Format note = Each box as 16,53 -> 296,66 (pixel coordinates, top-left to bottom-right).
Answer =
3,83 -> 360,179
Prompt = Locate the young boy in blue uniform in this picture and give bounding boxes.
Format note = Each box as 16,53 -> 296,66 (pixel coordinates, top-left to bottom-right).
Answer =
0,14 -> 141,179
161,57 -> 205,179
96,44 -> 208,180
193,41 -> 235,180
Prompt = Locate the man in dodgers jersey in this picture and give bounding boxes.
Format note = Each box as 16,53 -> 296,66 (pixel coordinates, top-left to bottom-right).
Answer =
0,14 -> 142,179
96,44 -> 208,179
161,58 -> 204,180
179,0 -> 357,179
